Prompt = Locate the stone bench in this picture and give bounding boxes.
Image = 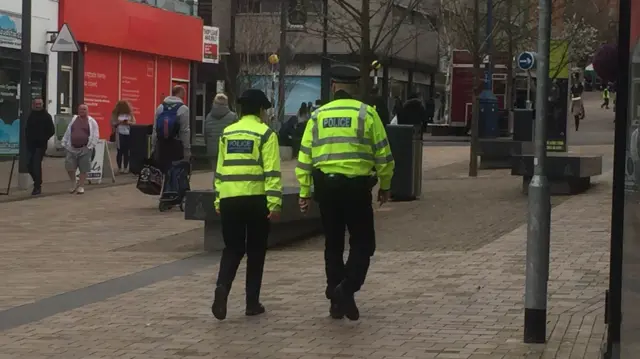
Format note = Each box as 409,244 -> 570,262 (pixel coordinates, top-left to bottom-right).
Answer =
184,187 -> 322,252
511,154 -> 603,195
478,139 -> 533,169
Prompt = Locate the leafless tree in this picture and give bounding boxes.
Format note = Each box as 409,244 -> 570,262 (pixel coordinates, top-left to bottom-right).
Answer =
308,0 -> 436,99
225,13 -> 305,106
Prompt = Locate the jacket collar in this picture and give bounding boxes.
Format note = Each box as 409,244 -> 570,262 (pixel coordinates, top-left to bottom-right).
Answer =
239,114 -> 262,123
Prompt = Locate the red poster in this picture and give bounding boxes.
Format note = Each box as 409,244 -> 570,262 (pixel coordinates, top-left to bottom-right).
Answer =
120,51 -> 155,125
156,57 -> 171,106
171,60 -> 190,81
172,81 -> 189,107
84,45 -> 119,139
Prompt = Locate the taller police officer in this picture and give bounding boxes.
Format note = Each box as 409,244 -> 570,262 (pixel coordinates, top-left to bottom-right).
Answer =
212,89 -> 283,321
295,66 -> 395,321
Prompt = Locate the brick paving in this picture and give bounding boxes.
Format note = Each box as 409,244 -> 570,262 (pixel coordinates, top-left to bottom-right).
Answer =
0,145 -> 612,358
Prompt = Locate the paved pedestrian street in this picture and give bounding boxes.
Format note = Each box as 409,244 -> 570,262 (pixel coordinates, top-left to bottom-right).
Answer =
0,145 -> 612,358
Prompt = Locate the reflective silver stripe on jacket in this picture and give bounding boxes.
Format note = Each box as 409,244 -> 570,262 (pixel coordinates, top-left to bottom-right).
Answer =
217,171 -> 281,180
265,190 -> 282,197
375,154 -> 394,164
296,161 -> 313,172
372,138 -> 389,151
299,145 -> 311,155
312,152 -> 374,164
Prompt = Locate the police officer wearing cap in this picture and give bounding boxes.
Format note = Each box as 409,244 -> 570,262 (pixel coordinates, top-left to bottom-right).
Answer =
296,64 -> 395,321
211,89 -> 283,321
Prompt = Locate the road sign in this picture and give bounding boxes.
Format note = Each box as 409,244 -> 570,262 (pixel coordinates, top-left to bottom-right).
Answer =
51,24 -> 79,52
518,51 -> 536,70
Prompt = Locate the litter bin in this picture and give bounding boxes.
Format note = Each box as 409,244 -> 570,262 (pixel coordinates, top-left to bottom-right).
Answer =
386,124 -> 422,201
513,109 -> 534,142
129,124 -> 153,174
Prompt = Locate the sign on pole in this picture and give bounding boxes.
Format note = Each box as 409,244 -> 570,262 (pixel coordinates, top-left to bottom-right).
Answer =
517,51 -> 536,71
51,24 -> 79,52
202,26 -> 219,64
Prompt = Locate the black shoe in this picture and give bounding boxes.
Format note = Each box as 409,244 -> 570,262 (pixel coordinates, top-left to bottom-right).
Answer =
31,188 -> 41,196
333,284 -> 359,321
330,301 -> 344,319
245,303 -> 266,316
211,286 -> 229,320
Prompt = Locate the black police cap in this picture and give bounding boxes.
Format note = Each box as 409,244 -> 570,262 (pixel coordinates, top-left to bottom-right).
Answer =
330,64 -> 361,84
237,89 -> 272,109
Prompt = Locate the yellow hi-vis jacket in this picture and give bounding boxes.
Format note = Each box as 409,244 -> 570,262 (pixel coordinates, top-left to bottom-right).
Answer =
295,98 -> 395,198
214,115 -> 283,212
603,88 -> 610,99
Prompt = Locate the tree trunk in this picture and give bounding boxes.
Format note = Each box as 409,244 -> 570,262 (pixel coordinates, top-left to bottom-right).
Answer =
505,0 -> 514,135
469,0 -> 480,177
359,0 -> 371,102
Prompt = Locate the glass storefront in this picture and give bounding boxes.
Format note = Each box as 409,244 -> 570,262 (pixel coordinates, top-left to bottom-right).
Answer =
620,40 -> 640,358
0,48 -> 47,155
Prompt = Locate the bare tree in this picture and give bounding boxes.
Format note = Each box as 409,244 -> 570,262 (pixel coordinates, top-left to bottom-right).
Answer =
308,0 -> 435,99
226,13 -> 305,107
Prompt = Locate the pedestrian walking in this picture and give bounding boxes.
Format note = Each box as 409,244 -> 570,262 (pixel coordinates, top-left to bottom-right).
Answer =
110,101 -> 135,174
211,89 -> 283,321
399,93 -> 427,138
152,85 -> 191,173
61,104 -> 100,195
295,66 -> 395,321
204,93 -> 238,171
601,86 -> 611,109
571,74 -> 585,131
369,86 -> 390,126
25,97 -> 54,195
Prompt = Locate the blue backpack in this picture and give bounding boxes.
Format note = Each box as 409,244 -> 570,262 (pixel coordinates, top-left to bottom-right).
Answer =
155,103 -> 182,139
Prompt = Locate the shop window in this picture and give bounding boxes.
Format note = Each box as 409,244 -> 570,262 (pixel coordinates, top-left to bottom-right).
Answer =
59,67 -> 72,114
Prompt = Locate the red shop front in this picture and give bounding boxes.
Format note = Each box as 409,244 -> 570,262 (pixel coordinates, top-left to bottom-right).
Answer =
58,0 -> 203,139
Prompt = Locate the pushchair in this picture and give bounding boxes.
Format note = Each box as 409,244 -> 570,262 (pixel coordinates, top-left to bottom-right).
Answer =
158,160 -> 191,212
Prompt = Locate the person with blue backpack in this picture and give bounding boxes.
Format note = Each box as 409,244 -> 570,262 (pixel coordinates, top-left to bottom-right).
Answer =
152,85 -> 191,172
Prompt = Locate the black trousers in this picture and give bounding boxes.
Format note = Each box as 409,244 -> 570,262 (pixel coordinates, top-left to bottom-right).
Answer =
216,195 -> 270,304
116,133 -> 131,169
27,146 -> 45,188
314,172 -> 376,298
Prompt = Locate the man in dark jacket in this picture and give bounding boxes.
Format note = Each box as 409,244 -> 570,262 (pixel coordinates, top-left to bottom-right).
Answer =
204,93 -> 238,170
398,93 -> 427,137
369,86 -> 390,126
25,98 -> 54,195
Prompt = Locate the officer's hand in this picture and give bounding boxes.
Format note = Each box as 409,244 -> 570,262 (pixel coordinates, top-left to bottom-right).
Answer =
378,189 -> 391,206
215,208 -> 220,215
267,211 -> 280,221
299,198 -> 311,213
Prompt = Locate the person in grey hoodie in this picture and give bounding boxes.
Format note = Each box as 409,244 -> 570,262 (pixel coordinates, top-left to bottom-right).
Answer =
204,93 -> 238,170
152,85 -> 191,172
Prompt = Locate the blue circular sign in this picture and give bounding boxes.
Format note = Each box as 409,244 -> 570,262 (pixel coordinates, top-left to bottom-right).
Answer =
518,52 -> 536,70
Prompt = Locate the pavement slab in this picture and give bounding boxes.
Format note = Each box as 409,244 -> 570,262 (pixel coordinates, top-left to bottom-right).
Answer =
0,142 -> 612,358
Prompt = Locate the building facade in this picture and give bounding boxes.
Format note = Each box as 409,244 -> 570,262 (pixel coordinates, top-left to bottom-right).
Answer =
57,0 -> 204,139
0,0 -> 58,155
201,0 -> 439,116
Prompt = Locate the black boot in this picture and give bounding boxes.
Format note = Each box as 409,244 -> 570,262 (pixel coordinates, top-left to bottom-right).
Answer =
330,300 -> 345,319
333,283 -> 359,321
245,302 -> 266,316
326,287 -> 344,319
212,286 -> 229,320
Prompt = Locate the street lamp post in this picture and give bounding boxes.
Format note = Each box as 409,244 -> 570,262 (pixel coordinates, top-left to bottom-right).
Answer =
18,0 -> 32,190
